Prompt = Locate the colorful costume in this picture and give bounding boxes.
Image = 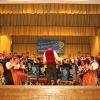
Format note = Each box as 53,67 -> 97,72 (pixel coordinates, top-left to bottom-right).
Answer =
0,63 -> 4,75
82,62 -> 98,85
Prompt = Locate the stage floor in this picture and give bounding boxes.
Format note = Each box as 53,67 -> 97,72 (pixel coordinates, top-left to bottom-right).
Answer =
0,86 -> 100,100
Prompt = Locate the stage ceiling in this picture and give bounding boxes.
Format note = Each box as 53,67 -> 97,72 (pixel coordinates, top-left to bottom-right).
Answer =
0,0 -> 100,4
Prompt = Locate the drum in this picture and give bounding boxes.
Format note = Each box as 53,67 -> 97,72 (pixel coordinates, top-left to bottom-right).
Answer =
61,67 -> 69,80
39,64 -> 47,78
31,63 -> 39,78
69,64 -> 77,81
27,60 -> 39,78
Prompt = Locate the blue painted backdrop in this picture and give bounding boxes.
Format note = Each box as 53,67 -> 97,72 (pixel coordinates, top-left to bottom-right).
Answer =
37,40 -> 64,54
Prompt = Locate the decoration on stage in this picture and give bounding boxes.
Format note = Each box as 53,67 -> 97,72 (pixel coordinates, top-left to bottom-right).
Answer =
63,69 -> 67,75
61,67 -> 69,80
41,67 -> 45,73
37,40 -> 64,54
32,67 -> 37,72
27,61 -> 39,78
69,65 -> 77,80
39,65 -> 47,78
69,69 -> 73,75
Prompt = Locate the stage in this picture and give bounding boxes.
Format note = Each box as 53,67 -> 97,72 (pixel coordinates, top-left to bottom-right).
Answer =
0,86 -> 100,100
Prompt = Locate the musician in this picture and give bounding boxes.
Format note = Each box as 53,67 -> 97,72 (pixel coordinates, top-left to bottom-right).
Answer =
82,58 -> 99,85
43,45 -> 62,85
77,60 -> 88,84
5,57 -> 14,85
95,53 -> 100,78
6,57 -> 28,85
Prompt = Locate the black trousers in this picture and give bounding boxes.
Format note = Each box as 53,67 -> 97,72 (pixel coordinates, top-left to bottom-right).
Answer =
47,62 -> 57,85
5,70 -> 14,85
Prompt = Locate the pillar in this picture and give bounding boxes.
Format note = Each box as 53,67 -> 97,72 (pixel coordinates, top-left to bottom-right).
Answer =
90,36 -> 99,56
0,35 -> 12,53
98,29 -> 100,52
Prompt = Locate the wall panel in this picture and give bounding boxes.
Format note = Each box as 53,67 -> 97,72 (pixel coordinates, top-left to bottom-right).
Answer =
64,44 -> 90,57
13,44 -> 37,54
0,26 -> 96,36
98,29 -> 100,52
12,36 -> 90,57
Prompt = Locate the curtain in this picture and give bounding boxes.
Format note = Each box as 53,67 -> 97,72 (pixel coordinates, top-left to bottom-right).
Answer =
0,26 -> 96,36
0,14 -> 99,27
0,4 -> 100,14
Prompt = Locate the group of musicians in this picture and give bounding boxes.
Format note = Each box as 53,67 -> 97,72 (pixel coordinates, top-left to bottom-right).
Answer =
0,46 -> 100,85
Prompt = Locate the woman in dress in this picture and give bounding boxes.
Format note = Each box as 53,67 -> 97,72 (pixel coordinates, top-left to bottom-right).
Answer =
82,58 -> 99,85
6,57 -> 28,85
77,60 -> 87,85
5,57 -> 14,85
11,58 -> 28,85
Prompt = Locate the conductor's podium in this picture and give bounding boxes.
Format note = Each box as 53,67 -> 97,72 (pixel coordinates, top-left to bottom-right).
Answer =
0,86 -> 100,100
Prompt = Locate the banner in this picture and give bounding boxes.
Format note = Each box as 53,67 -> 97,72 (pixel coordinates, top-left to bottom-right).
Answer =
37,40 -> 64,54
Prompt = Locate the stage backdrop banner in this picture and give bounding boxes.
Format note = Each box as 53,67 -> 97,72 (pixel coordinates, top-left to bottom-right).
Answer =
37,40 -> 64,54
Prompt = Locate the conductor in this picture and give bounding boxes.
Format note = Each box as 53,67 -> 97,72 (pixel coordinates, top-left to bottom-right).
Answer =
43,45 -> 62,85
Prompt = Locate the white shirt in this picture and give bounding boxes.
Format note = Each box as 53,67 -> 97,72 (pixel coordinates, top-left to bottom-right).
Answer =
20,65 -> 25,69
6,62 -> 20,70
6,62 -> 12,70
14,64 -> 20,69
91,62 -> 99,70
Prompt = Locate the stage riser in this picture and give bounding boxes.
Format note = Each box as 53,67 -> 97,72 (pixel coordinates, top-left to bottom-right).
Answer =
0,86 -> 100,100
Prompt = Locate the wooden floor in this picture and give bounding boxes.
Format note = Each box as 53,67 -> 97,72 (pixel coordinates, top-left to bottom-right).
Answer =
0,86 -> 100,100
